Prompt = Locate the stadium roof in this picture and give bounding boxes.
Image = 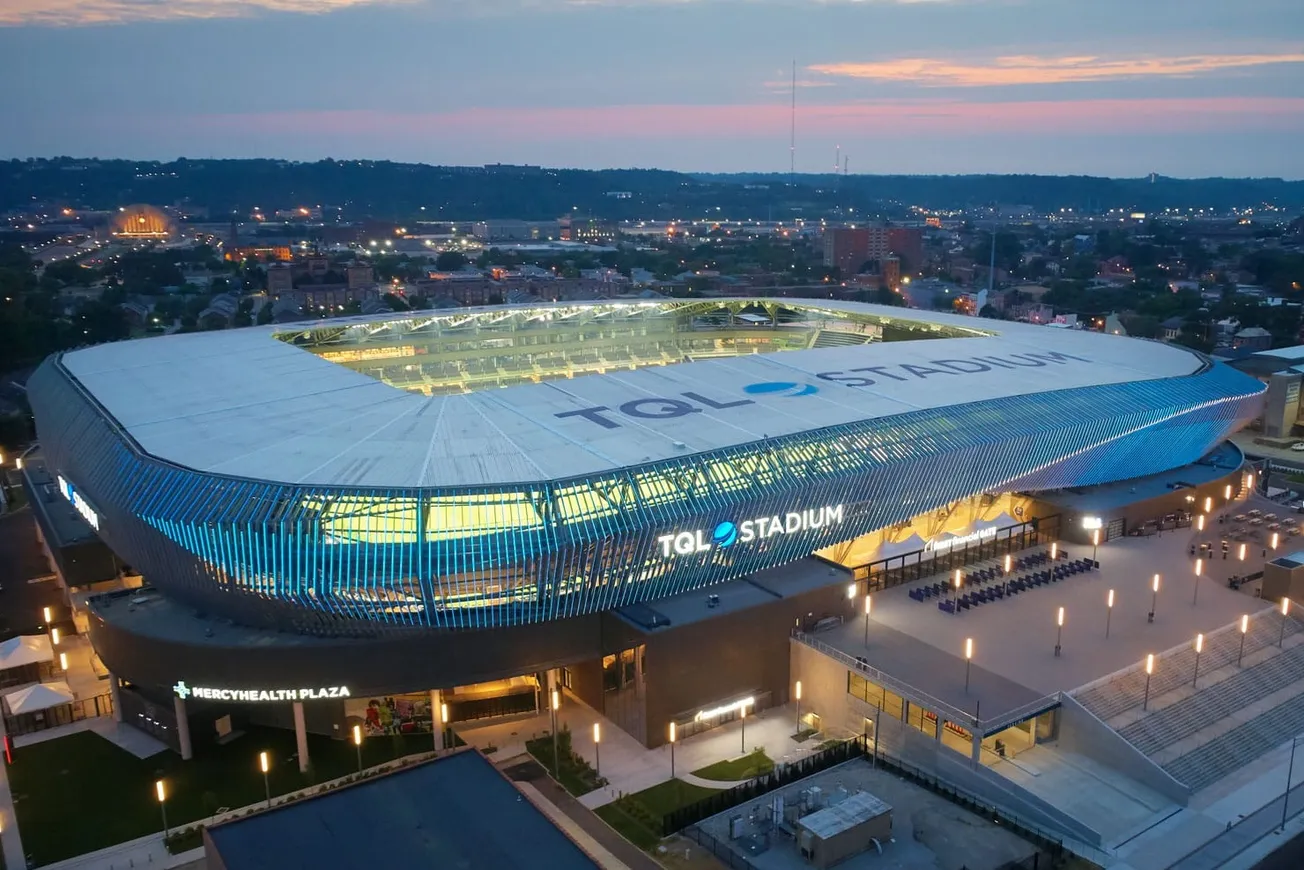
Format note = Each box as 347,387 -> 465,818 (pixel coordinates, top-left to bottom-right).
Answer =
60,299 -> 1205,489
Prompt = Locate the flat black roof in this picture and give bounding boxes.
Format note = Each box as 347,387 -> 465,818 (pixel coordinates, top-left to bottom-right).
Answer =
205,750 -> 600,870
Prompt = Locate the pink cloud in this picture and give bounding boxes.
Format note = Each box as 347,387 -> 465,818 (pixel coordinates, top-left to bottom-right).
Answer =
810,53 -> 1304,87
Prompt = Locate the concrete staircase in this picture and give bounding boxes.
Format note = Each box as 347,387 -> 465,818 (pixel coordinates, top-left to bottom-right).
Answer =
1070,608 -> 1304,793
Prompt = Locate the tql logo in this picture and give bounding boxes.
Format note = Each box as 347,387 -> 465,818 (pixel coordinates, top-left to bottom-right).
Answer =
555,381 -> 818,430
656,505 -> 845,558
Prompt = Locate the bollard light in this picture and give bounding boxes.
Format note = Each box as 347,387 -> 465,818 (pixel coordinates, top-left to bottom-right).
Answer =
552,690 -> 560,711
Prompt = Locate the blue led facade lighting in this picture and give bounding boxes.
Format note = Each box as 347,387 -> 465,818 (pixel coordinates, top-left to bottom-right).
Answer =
30,346 -> 1263,634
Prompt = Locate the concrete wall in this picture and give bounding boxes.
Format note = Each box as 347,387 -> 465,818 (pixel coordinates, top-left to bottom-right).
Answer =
1054,694 -> 1192,806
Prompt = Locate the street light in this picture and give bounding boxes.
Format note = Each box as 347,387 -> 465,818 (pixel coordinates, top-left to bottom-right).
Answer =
352,724 -> 363,771
795,680 -> 802,730
953,569 -> 963,613
1204,496 -> 1213,513
50,628 -> 59,646
1273,532 -> 1281,551
439,701 -> 449,752
1106,588 -> 1115,638
1149,574 -> 1160,623
1003,554 -> 1012,575
1197,514 -> 1206,533
259,751 -> 271,808
739,699 -> 748,753
42,607 -> 51,625
1091,529 -> 1100,563
964,638 -> 974,692
156,779 -> 168,840
863,595 -> 872,647
1051,542 -> 1058,562
1225,483 -> 1233,501
593,722 -> 601,778
58,652 -> 67,671
1239,614 -> 1250,667
1143,655 -> 1155,710
1193,558 -> 1203,606
1055,607 -> 1064,657
551,689 -> 561,776
1239,542 -> 1247,562
1282,599 -> 1292,648
1193,634 -> 1204,687
668,722 -> 677,778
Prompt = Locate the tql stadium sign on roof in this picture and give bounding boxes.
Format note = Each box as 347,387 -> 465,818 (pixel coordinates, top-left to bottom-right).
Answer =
657,504 -> 845,558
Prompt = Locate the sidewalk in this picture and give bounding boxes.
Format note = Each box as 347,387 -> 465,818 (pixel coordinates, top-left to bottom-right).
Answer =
455,695 -> 826,810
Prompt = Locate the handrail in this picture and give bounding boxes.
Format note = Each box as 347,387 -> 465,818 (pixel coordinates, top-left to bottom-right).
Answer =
982,693 -> 1063,734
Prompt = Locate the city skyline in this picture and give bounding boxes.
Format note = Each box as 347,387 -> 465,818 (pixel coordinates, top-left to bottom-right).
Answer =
0,0 -> 1302,178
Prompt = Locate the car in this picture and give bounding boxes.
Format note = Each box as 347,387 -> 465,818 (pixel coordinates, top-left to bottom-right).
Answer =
1291,442 -> 1304,452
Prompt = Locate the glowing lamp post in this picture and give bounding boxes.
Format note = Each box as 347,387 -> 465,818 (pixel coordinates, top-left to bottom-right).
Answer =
551,689 -> 561,776
795,680 -> 802,729
863,595 -> 872,648
846,582 -> 856,602
1149,574 -> 1160,624
440,702 -> 449,752
953,569 -> 963,613
1143,655 -> 1155,711
1197,514 -> 1206,533
156,779 -> 169,840
1051,542 -> 1058,562
58,652 -> 67,671
50,627 -> 59,646
42,607 -> 51,626
964,638 -> 974,692
1273,532 -> 1281,551
1282,599 -> 1291,648
1193,634 -> 1204,687
352,724 -> 363,772
1003,554 -> 1012,575
1238,614 -> 1249,667
1193,558 -> 1203,606
668,722 -> 677,778
1204,496 -> 1213,514
1239,542 -> 1247,562
1091,529 -> 1100,564
259,751 -> 271,808
739,699 -> 748,753
593,722 -> 601,778
1106,589 -> 1115,638
1054,607 -> 1065,658
1225,483 -> 1233,501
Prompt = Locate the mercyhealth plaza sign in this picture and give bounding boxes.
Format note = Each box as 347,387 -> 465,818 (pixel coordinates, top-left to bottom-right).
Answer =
173,682 -> 351,702
658,504 -> 845,558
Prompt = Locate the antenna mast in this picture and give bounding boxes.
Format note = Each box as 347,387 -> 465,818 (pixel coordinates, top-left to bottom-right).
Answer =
789,59 -> 796,186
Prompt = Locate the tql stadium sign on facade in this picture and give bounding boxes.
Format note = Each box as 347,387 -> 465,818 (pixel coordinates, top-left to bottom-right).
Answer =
658,504 -> 845,558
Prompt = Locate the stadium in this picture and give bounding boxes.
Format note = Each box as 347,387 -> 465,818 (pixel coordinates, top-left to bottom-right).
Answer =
24,299 -> 1268,770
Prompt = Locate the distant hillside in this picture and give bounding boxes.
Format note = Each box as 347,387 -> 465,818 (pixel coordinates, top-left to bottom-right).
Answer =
2,158 -> 1301,220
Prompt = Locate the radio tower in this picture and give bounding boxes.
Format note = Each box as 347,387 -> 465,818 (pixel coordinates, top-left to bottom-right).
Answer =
789,59 -> 796,187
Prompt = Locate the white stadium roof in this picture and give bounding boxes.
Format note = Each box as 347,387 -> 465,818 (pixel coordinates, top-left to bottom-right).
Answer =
61,300 -> 1203,489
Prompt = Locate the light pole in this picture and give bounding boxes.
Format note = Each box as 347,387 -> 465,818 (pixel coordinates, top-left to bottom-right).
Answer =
156,779 -> 169,840
1193,634 -> 1204,687
1106,589 -> 1115,638
551,689 -> 561,776
259,751 -> 271,807
1051,542 -> 1058,563
1143,654 -> 1154,710
1193,558 -> 1203,606
1225,483 -> 1233,503
1282,735 -> 1302,832
1003,553 -> 1012,576
740,700 -> 748,753
1204,496 -> 1213,514
964,637 -> 974,692
953,569 -> 963,613
794,680 -> 802,730
352,724 -> 363,772
863,594 -> 872,647
668,722 -> 676,778
1239,542 -> 1247,562
50,627 -> 60,647
58,652 -> 67,672
1149,574 -> 1160,624
440,702 -> 449,752
1238,614 -> 1249,667
1055,607 -> 1064,658
1197,513 -> 1206,533
593,722 -> 601,778
1282,599 -> 1292,648
1091,529 -> 1100,564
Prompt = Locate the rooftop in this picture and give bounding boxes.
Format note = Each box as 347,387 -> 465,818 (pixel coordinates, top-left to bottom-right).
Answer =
203,750 -> 600,870
58,298 -> 1205,489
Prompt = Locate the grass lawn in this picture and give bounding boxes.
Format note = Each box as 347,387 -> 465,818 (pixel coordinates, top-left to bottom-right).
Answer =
595,778 -> 720,852
8,726 -> 436,865
691,748 -> 774,782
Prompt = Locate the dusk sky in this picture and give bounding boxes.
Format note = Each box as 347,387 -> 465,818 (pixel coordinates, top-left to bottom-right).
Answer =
1,0 -> 1302,178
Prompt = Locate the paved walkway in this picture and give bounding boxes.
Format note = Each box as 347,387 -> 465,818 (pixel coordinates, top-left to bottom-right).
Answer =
0,755 -> 26,870
455,695 -> 825,810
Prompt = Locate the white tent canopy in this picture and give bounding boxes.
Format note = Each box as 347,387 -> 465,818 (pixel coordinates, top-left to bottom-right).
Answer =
877,533 -> 927,560
4,681 -> 74,716
973,512 -> 1018,532
0,635 -> 53,672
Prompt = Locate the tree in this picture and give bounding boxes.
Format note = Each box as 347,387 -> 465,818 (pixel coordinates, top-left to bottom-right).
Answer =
435,251 -> 468,272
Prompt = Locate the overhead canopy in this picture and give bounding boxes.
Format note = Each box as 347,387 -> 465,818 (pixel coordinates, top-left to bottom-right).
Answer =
0,635 -> 53,671
877,533 -> 926,559
4,681 -> 74,715
974,512 -> 1018,532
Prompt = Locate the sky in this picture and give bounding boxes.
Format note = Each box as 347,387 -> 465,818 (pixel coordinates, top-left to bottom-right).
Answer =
1,0 -> 1302,178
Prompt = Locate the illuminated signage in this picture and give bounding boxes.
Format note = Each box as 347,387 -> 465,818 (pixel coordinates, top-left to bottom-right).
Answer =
657,505 -> 845,558
695,696 -> 754,722
172,681 -> 350,702
925,526 -> 997,553
1082,516 -> 1103,530
56,475 -> 100,531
